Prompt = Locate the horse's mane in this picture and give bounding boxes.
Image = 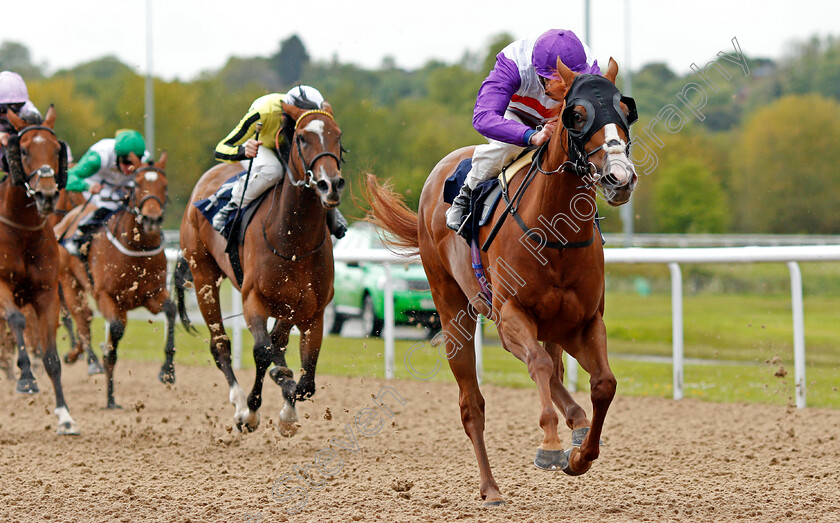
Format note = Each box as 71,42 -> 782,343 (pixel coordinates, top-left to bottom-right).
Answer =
20,112 -> 44,125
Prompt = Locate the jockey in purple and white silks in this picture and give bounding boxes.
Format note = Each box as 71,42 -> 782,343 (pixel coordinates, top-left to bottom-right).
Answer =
0,71 -> 42,173
446,29 -> 601,233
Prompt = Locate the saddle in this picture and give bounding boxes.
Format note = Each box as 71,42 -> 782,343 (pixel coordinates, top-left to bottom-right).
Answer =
193,171 -> 270,286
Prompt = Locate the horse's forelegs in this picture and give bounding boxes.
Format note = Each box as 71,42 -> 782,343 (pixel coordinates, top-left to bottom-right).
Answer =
295,316 -> 323,402
497,303 -> 565,470
268,320 -> 297,437
0,284 -> 38,393
563,316 -> 615,475
145,290 -> 176,384
34,287 -> 79,435
97,295 -> 126,409
241,293 -> 272,433
544,342 -> 589,431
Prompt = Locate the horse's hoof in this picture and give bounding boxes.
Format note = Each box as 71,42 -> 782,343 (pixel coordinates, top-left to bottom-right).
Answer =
158,367 -> 175,384
562,447 -> 592,476
235,411 -> 260,433
483,499 -> 507,507
277,420 -> 299,438
534,448 -> 569,471
63,353 -> 74,364
15,378 -> 39,394
87,360 -> 105,375
269,366 -> 294,384
106,402 -> 123,410
571,426 -> 589,446
56,421 -> 80,436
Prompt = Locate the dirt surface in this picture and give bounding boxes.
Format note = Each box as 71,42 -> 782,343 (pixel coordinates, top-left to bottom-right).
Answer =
1,360 -> 839,523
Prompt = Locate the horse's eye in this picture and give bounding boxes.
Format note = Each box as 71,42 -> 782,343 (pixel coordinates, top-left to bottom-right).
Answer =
574,113 -> 584,122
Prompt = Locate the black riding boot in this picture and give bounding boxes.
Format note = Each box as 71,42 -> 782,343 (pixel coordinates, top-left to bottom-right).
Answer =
445,184 -> 472,234
327,208 -> 349,239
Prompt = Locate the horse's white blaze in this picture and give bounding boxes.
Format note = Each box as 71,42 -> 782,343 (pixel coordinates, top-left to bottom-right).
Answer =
304,120 -> 325,147
144,171 -> 158,182
279,399 -> 298,423
603,123 -> 634,185
32,135 -> 46,144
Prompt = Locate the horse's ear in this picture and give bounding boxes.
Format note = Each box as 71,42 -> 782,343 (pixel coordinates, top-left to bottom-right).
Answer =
604,57 -> 619,84
156,151 -> 167,169
555,57 -> 577,89
320,101 -> 333,114
128,151 -> 142,167
6,109 -> 25,131
44,104 -> 57,128
281,102 -> 304,124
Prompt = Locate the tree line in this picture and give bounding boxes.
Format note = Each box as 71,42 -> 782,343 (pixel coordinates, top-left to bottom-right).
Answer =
2,33 -> 839,234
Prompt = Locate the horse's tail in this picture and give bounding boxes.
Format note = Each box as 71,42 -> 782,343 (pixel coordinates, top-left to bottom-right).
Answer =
362,173 -> 419,257
173,252 -> 197,333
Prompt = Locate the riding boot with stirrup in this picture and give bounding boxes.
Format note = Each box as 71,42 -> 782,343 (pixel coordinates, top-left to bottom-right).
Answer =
212,201 -> 238,231
326,208 -> 348,239
445,184 -> 472,236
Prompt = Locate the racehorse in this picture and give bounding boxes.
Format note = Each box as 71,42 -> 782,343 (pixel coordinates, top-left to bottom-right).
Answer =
0,106 -> 79,435
56,154 -> 177,408
364,58 -> 638,503
176,99 -> 344,434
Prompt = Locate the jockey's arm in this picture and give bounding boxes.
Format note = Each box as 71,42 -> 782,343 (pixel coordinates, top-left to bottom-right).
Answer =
65,149 -> 101,192
472,56 -> 534,147
214,107 -> 263,163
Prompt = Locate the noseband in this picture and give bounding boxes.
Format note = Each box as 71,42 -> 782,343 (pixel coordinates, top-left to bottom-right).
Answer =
285,110 -> 344,188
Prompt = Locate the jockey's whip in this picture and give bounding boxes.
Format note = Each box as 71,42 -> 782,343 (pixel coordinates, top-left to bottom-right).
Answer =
225,122 -> 262,255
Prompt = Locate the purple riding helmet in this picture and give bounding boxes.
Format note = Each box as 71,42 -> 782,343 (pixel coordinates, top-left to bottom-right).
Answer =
531,29 -> 600,78
0,71 -> 29,105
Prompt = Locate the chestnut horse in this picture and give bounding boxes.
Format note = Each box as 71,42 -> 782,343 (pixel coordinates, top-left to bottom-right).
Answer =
0,106 -> 79,435
56,154 -> 177,408
176,100 -> 344,434
364,59 -> 638,503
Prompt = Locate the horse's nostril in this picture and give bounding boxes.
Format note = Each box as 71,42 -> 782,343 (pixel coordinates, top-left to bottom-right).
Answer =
316,180 -> 329,193
336,178 -> 346,190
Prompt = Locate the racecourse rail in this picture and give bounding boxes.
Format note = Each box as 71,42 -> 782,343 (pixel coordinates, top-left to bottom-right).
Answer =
160,244 -> 840,409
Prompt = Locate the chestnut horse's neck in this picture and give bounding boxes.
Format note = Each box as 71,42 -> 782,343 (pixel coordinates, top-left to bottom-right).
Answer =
0,178 -> 48,230
109,209 -> 162,250
260,179 -> 328,258
518,128 -> 598,245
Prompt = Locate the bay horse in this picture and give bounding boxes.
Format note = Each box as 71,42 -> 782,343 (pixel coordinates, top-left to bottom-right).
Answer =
364,58 -> 638,503
0,106 -> 79,435
56,154 -> 177,408
176,99 -> 344,434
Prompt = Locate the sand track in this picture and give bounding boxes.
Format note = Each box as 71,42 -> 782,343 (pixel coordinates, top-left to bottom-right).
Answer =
1,360 -> 839,522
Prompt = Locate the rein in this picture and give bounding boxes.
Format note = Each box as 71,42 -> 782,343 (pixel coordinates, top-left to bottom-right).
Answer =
0,212 -> 48,231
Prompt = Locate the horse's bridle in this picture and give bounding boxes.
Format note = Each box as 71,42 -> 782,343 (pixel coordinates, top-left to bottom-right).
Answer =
127,166 -> 168,218
8,124 -> 66,198
284,110 -> 344,188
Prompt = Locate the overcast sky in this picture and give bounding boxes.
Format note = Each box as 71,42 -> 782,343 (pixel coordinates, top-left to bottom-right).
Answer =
5,0 -> 838,81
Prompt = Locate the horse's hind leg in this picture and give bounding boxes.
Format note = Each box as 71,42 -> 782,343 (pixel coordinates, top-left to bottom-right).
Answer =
562,316 -> 616,476
192,268 -> 247,429
0,319 -> 16,379
544,342 -> 589,431
268,320 -> 298,437
431,279 -> 504,504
